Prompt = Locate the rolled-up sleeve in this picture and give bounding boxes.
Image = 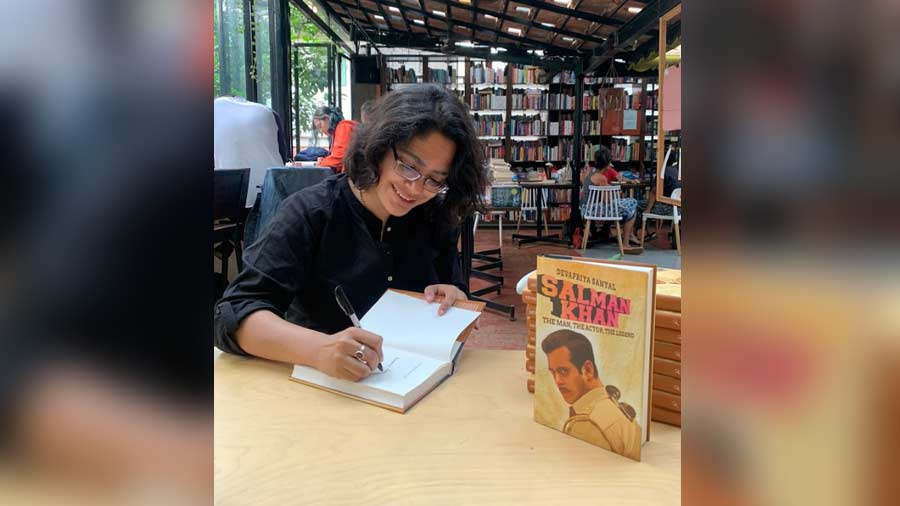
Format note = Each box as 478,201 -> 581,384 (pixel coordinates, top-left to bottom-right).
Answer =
214,195 -> 318,355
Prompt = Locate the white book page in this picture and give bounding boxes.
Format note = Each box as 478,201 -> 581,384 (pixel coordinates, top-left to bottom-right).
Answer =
361,346 -> 447,396
291,345 -> 446,398
360,291 -> 481,363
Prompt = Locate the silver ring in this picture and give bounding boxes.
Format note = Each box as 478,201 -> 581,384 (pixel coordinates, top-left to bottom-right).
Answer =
354,344 -> 367,363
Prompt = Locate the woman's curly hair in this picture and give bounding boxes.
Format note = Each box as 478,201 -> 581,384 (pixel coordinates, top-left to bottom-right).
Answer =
344,84 -> 487,224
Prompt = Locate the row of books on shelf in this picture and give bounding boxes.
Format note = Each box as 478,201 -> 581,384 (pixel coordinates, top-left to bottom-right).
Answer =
510,140 -> 546,162
610,138 -> 640,162
581,94 -> 645,111
509,65 -> 541,84
506,139 -> 602,162
584,76 -> 647,85
509,90 -> 547,110
428,68 -> 452,84
472,114 -> 505,137
470,91 -> 506,110
509,115 -> 545,136
389,66 -> 417,84
552,71 -> 577,85
487,186 -> 573,210
548,94 -> 576,110
470,67 -> 574,86
483,141 -> 505,159
549,120 -> 574,136
477,207 -> 572,223
470,64 -> 504,85
582,120 -> 603,136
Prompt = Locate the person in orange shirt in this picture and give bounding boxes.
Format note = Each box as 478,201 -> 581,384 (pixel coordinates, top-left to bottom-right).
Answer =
312,106 -> 356,174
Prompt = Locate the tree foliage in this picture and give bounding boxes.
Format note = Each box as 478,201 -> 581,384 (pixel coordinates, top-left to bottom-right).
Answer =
213,2 -> 333,138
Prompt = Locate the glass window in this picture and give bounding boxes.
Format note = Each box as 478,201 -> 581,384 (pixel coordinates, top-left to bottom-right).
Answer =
213,0 -> 246,98
340,56 -> 351,122
292,44 -> 329,150
253,0 -> 271,107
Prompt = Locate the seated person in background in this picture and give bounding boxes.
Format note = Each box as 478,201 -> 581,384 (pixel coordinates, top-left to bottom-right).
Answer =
214,85 -> 487,382
313,106 -> 356,174
637,162 -> 681,240
581,146 -> 642,253
214,96 -> 289,207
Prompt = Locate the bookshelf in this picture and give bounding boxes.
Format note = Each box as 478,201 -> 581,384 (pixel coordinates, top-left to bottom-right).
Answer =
383,55 -> 466,91
578,77 -> 654,178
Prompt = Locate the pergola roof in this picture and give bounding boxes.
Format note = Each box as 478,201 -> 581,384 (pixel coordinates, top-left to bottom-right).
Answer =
313,0 -> 680,71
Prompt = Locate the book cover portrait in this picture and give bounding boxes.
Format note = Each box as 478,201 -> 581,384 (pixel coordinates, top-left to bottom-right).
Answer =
533,256 -> 654,461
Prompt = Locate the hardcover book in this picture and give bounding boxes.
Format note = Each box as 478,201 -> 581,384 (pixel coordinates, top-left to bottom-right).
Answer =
533,255 -> 656,461
290,290 -> 483,413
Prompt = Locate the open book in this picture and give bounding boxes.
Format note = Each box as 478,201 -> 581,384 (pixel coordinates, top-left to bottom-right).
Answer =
533,255 -> 656,461
290,289 -> 484,413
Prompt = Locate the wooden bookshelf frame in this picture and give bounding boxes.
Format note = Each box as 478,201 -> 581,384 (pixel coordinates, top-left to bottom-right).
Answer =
656,4 -> 681,207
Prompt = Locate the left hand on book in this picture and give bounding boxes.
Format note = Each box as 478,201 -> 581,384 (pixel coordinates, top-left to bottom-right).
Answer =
424,285 -> 480,329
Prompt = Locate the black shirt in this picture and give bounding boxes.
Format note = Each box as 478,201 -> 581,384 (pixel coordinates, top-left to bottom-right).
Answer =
214,175 -> 467,355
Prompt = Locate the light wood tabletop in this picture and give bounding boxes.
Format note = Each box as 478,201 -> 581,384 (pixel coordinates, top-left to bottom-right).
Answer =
215,349 -> 681,506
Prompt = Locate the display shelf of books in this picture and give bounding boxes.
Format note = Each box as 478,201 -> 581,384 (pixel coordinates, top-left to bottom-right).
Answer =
509,113 -> 545,137
470,61 -> 505,85
578,77 -> 649,170
383,55 -> 465,92
539,70 -> 577,179
470,87 -> 507,111
509,139 -> 546,162
643,84 -> 680,169
466,59 -> 509,161
473,112 -> 505,137
460,64 -> 576,230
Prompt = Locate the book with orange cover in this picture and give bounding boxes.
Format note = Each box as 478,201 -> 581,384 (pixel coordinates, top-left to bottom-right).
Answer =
533,255 -> 656,461
290,289 -> 484,413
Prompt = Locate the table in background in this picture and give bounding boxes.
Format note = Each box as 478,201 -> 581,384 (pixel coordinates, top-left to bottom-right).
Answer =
511,181 -> 576,247
614,180 -> 652,200
215,349 -> 681,506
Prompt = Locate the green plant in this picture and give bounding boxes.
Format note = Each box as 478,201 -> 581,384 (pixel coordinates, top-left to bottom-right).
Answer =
290,8 -> 329,132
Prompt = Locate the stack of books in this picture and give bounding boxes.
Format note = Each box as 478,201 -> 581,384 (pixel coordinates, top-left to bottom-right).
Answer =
488,158 -> 514,184
523,277 -> 538,393
651,268 -> 682,427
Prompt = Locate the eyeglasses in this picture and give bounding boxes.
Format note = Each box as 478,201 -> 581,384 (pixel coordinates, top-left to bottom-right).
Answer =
391,146 -> 449,194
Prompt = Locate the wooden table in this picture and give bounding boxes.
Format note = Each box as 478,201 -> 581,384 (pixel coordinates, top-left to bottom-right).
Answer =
613,180 -> 652,199
215,349 -> 681,506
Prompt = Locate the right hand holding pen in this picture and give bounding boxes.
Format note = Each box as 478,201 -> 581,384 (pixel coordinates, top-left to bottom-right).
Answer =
316,328 -> 384,381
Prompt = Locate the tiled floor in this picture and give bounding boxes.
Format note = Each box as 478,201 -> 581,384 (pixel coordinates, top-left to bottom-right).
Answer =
466,225 -> 681,349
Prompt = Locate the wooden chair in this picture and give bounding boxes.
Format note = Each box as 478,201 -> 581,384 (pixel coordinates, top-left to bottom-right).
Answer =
639,188 -> 681,255
515,187 -> 550,236
581,185 -> 625,256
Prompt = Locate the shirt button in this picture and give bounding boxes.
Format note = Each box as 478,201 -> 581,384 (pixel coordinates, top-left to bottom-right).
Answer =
386,227 -> 391,232
387,276 -> 393,282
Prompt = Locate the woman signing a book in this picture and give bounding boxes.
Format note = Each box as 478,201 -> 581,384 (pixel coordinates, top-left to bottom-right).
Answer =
214,85 -> 486,382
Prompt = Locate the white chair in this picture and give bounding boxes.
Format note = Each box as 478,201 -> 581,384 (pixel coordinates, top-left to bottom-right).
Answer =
581,185 -> 626,255
640,188 -> 681,255
515,187 -> 550,236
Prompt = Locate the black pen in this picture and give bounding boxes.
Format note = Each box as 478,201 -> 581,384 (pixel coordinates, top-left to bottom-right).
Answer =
334,285 -> 383,372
